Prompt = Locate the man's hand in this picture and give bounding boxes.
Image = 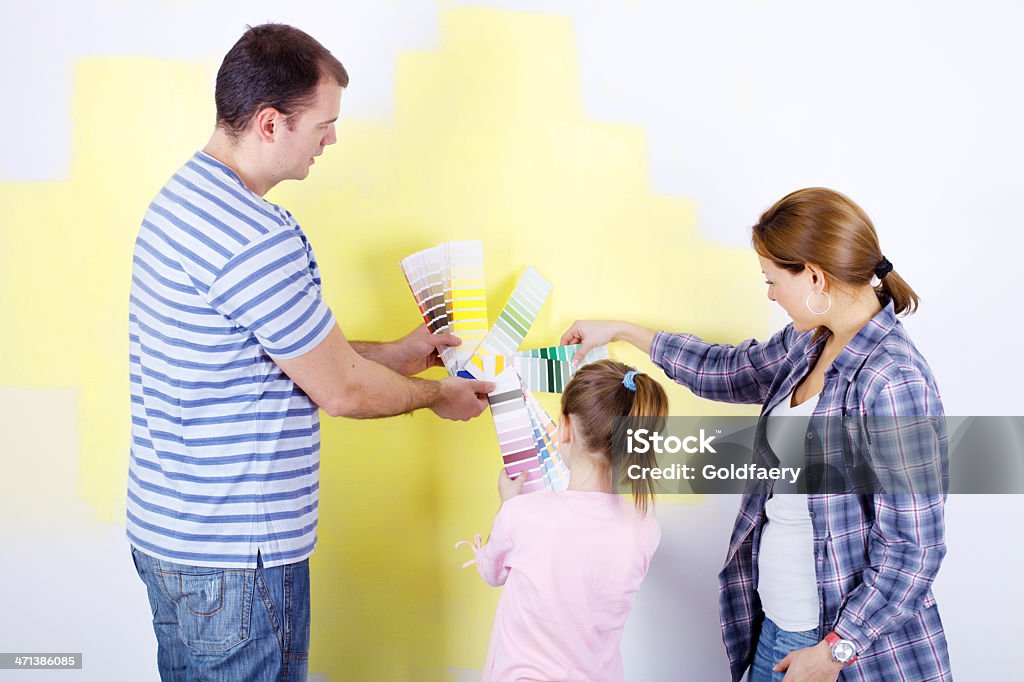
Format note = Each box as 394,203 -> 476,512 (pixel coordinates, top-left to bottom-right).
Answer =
774,640 -> 844,681
390,324 -> 461,376
430,377 -> 494,421
276,324 -> 485,420
498,468 -> 527,502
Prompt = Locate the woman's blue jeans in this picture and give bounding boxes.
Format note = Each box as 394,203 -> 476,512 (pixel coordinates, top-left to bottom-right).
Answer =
131,546 -> 310,681
749,617 -> 821,682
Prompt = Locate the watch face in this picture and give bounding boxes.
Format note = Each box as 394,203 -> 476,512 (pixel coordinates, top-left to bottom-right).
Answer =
832,640 -> 856,663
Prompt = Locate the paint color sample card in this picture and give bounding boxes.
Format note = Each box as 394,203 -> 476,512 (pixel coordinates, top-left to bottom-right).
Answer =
486,367 -> 545,493
401,243 -> 611,495
511,344 -> 610,393
465,266 -> 552,380
445,241 -> 488,369
524,390 -> 569,491
401,245 -> 459,373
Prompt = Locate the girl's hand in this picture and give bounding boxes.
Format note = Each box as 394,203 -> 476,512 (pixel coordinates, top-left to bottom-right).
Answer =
498,469 -> 527,502
560,320 -> 624,367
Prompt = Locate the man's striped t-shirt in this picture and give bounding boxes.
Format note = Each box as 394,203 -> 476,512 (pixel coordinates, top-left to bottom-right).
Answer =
127,151 -> 336,568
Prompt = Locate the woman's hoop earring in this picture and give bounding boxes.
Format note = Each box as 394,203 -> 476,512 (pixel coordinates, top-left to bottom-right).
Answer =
805,290 -> 832,315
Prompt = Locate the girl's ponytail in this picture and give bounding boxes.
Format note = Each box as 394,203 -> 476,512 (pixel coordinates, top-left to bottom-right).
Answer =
612,372 -> 668,514
564,360 -> 669,515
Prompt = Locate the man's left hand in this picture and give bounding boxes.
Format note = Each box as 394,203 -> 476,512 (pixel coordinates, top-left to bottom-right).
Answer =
392,324 -> 461,376
774,640 -> 845,681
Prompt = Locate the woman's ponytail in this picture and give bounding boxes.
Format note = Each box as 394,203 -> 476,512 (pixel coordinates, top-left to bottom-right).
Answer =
877,268 -> 919,315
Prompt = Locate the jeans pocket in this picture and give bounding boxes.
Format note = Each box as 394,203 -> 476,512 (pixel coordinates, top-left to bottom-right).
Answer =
158,567 -> 253,652
130,547 -> 161,619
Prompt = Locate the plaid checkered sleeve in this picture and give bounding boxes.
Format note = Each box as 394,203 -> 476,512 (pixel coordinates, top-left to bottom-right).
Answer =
833,368 -> 948,655
650,325 -> 799,405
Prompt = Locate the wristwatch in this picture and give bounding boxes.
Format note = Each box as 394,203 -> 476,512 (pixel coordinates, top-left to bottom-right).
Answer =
824,631 -> 858,665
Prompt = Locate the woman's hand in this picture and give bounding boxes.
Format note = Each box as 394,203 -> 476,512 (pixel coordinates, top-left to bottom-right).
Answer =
774,641 -> 844,681
498,469 -> 527,502
560,320 -> 625,366
561,320 -> 657,366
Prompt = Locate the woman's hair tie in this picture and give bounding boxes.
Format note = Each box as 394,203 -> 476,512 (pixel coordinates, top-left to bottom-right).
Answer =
874,256 -> 894,280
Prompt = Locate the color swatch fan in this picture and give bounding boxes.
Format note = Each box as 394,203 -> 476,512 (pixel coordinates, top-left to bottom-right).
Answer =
400,241 -> 607,492
400,241 -> 487,375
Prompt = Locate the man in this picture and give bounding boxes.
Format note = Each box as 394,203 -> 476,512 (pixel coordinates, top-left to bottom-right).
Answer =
127,24 -> 493,680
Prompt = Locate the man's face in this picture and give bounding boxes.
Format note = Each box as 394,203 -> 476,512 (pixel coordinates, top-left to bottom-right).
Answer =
275,80 -> 342,182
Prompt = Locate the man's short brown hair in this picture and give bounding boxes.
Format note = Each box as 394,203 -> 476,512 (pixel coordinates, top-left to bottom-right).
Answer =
215,24 -> 349,139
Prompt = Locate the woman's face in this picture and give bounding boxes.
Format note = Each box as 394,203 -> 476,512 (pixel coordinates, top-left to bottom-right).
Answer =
758,256 -> 823,332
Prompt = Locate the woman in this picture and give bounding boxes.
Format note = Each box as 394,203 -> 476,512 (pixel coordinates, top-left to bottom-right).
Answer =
562,188 -> 951,681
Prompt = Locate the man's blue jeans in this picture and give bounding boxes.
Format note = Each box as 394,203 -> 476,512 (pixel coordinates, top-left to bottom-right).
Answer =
749,617 -> 821,682
131,546 -> 310,681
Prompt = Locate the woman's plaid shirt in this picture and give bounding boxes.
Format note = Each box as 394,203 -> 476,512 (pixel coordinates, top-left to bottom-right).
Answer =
651,299 -> 952,682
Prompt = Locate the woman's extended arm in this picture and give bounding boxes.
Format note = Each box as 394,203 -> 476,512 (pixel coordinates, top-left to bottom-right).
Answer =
562,319 -> 797,405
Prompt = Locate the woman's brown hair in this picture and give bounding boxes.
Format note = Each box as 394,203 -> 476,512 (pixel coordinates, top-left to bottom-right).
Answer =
751,188 -> 918,338
560,360 -> 669,514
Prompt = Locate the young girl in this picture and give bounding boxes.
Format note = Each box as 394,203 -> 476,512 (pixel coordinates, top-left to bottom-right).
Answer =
457,359 -> 669,682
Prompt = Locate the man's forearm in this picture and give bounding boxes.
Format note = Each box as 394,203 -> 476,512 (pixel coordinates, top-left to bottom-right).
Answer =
274,324 -> 446,419
350,340 -> 402,372
335,356 -> 439,418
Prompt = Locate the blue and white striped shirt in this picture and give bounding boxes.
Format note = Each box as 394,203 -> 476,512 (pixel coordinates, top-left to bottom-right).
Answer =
127,151 -> 336,568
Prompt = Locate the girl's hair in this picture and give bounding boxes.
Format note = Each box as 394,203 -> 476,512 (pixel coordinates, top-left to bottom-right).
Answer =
560,359 -> 669,514
751,188 -> 919,338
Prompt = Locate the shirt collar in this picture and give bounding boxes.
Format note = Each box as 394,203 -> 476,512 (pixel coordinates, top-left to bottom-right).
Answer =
194,151 -> 248,190
193,151 -> 284,216
803,297 -> 898,382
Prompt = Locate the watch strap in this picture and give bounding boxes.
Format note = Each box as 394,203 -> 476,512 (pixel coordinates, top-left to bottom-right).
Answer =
825,631 -> 858,664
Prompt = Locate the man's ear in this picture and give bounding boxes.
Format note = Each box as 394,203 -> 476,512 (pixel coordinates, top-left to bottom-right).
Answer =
252,107 -> 284,143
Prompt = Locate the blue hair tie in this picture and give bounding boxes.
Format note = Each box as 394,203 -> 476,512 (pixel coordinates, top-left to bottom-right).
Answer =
622,370 -> 640,392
